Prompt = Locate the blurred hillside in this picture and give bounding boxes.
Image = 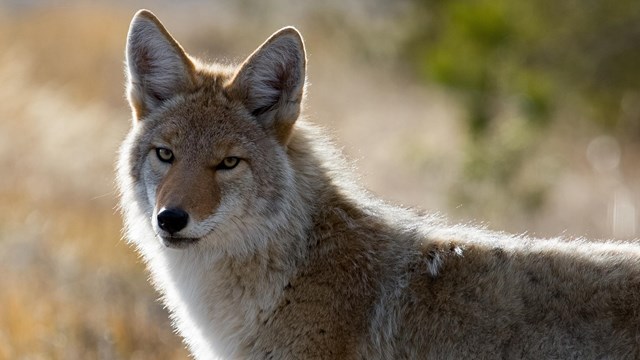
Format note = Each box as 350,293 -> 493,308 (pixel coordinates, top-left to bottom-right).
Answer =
405,0 -> 640,237
0,1 -> 637,359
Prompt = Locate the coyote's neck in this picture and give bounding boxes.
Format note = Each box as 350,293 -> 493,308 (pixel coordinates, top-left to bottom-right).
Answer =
155,200 -> 310,358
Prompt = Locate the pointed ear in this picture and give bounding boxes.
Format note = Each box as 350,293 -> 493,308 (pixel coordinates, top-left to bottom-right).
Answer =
227,27 -> 306,144
125,10 -> 195,120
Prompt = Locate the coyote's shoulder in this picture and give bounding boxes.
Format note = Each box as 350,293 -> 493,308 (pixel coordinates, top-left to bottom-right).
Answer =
118,9 -> 640,359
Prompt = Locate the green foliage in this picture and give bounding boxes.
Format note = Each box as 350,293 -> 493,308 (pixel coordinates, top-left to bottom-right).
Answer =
405,0 -> 640,214
409,0 -> 640,133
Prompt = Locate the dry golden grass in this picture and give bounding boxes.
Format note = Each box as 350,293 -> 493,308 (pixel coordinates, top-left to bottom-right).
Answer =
0,2 -> 637,359
0,5 -> 189,359
0,192 -> 188,359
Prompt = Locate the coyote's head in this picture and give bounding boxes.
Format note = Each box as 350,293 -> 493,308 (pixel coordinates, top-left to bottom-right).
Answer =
118,10 -> 307,253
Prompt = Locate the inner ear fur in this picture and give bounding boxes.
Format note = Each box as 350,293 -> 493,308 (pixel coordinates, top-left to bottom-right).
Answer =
227,27 -> 307,144
125,10 -> 196,120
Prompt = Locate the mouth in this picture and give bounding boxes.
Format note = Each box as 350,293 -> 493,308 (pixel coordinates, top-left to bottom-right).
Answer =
160,235 -> 200,249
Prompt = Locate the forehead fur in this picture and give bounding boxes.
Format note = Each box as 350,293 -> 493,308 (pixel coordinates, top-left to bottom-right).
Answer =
138,64 -> 276,158
146,62 -> 269,142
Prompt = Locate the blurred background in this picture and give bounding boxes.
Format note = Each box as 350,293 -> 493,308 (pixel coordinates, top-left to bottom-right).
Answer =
0,0 -> 638,358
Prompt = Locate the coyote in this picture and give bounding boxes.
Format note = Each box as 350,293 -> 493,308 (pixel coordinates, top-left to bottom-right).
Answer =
118,9 -> 640,360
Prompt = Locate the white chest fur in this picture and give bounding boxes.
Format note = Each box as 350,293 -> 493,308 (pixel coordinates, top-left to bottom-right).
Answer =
149,246 -> 288,359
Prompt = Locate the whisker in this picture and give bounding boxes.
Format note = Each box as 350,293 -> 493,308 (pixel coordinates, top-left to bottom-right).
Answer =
90,190 -> 117,201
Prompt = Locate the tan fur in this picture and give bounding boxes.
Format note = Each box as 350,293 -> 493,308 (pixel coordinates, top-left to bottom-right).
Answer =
118,10 -> 640,359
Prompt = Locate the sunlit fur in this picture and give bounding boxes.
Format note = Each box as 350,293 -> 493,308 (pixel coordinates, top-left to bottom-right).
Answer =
118,10 -> 640,359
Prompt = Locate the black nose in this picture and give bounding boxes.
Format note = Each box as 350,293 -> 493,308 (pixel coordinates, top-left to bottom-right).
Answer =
157,207 -> 189,234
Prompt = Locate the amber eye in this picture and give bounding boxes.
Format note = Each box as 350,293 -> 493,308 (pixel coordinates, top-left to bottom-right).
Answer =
217,157 -> 240,170
156,148 -> 174,163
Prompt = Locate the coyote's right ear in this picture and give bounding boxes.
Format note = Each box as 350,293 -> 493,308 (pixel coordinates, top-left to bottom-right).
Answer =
125,10 -> 195,120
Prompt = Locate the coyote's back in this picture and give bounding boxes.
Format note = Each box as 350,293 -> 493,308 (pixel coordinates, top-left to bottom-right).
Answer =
117,10 -> 640,359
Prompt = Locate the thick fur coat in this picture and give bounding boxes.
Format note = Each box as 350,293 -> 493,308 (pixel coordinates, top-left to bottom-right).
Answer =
117,10 -> 640,359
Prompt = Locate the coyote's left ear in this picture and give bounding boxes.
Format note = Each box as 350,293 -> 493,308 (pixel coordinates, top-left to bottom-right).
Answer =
125,10 -> 196,120
228,27 -> 306,144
